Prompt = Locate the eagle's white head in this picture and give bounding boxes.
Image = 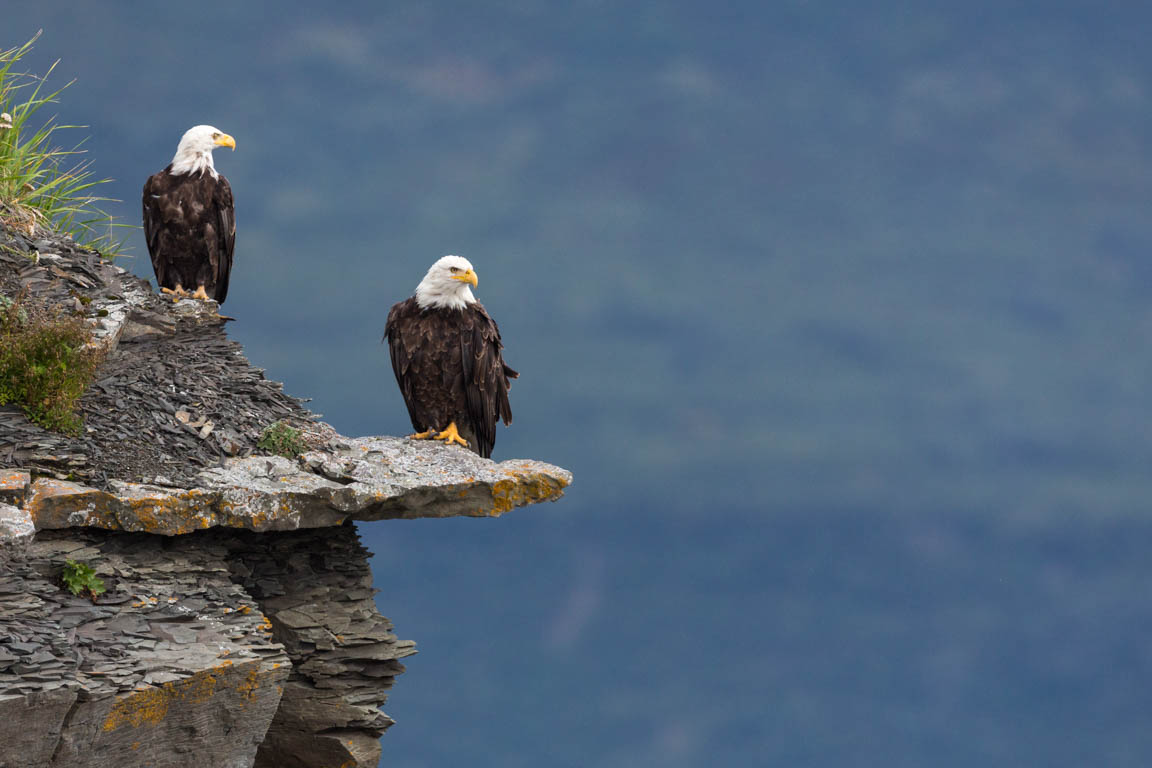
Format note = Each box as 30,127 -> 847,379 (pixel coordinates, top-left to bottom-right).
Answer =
170,124 -> 236,176
415,255 -> 479,311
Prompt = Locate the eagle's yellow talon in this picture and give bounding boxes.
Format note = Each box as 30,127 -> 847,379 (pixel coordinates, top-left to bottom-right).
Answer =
161,284 -> 189,302
192,285 -> 210,301
408,430 -> 435,440
434,422 -> 469,449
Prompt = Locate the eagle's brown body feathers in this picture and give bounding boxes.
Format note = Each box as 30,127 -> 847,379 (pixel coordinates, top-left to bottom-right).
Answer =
385,297 -> 518,458
142,166 -> 235,304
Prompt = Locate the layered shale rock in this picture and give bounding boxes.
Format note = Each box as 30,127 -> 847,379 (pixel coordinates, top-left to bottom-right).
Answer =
0,227 -> 327,487
0,225 -> 571,768
0,529 -> 289,768
220,527 -> 416,768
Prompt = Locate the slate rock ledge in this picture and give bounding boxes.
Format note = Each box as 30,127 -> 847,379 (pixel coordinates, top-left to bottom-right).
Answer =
27,439 -> 571,535
0,225 -> 572,768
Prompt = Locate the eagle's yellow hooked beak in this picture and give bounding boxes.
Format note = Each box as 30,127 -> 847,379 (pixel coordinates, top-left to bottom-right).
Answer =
453,269 -> 478,288
214,133 -> 236,150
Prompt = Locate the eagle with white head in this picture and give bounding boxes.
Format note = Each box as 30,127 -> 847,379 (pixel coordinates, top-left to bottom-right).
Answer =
385,255 -> 518,457
142,125 -> 237,303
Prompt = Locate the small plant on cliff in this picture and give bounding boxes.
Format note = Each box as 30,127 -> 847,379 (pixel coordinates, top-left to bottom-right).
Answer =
0,292 -> 103,433
0,32 -> 122,251
61,559 -> 105,601
258,420 -> 307,459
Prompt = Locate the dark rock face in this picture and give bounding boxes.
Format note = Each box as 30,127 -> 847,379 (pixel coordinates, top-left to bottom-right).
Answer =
220,526 -> 415,768
0,529 -> 290,768
0,526 -> 408,768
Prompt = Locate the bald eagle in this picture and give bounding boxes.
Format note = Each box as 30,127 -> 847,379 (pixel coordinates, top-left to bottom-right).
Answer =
142,125 -> 236,303
385,255 -> 518,458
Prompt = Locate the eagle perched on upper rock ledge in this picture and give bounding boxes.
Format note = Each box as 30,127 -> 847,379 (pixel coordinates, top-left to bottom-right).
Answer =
142,125 -> 236,303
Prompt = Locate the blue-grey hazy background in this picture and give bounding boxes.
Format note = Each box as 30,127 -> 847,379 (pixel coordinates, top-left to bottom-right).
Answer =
8,2 -> 1152,765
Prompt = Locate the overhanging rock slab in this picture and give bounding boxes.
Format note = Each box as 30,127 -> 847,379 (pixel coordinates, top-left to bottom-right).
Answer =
24,437 -> 571,535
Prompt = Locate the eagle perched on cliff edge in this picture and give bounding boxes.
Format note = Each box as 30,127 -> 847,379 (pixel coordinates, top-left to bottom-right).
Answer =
385,255 -> 518,458
142,125 -> 236,303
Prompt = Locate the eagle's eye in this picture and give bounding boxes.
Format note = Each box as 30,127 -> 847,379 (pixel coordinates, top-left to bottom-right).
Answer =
211,132 -> 221,139
449,267 -> 460,274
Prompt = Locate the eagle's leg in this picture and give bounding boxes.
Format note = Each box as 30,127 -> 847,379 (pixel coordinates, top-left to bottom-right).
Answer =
433,421 -> 469,449
407,429 -> 436,440
191,285 -> 210,301
160,284 -> 189,302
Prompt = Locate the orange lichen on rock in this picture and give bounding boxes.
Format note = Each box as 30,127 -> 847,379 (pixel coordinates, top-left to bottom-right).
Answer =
101,681 -> 182,731
0,470 -> 29,490
24,478 -> 118,529
115,488 -> 217,535
486,471 -> 570,516
236,666 -> 262,701
100,662 -> 246,732
214,495 -> 278,531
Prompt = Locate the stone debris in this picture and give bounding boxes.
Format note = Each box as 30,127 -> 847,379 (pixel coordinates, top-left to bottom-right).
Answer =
0,224 -> 329,489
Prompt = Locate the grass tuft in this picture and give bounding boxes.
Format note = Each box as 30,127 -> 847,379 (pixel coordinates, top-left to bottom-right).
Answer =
61,559 -> 106,600
0,291 -> 103,434
0,32 -> 124,252
258,421 -> 308,459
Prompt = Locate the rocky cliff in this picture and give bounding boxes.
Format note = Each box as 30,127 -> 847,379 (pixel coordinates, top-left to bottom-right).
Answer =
0,226 -> 572,768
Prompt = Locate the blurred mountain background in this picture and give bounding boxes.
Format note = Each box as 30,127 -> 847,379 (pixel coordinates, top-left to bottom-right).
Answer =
6,2 -> 1152,765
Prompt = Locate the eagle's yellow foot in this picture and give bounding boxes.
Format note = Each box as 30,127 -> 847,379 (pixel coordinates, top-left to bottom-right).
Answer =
433,421 -> 469,449
191,285 -> 210,301
407,430 -> 436,440
161,285 -> 188,302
